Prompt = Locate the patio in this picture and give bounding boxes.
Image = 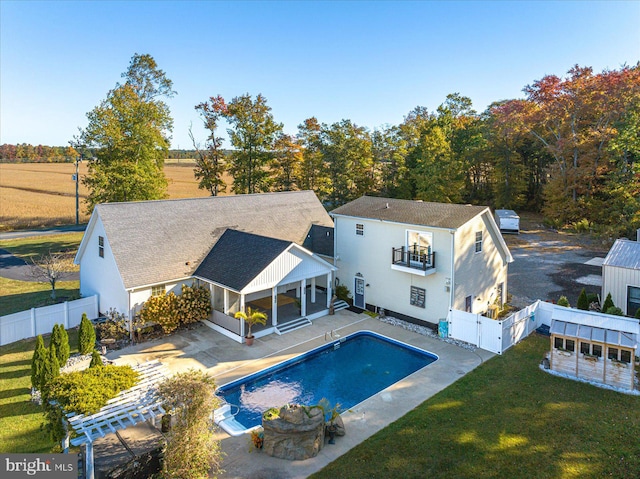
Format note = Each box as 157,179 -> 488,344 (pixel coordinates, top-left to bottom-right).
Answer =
105,309 -> 494,479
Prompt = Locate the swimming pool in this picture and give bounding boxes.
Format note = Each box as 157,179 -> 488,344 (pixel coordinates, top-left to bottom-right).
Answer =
215,331 -> 438,435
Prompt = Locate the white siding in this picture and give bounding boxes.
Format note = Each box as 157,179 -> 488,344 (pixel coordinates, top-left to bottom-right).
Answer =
453,212 -> 508,314
334,216 -> 454,323
243,248 -> 333,295
602,264 -> 640,315
79,216 -> 128,315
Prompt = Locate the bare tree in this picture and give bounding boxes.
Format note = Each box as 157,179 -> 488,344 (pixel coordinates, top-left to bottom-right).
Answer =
30,252 -> 74,300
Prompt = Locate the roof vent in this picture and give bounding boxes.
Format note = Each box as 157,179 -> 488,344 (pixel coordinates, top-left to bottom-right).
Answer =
385,203 -> 389,209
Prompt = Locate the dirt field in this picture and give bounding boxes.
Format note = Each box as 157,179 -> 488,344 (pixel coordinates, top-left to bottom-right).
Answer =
504,213 -> 610,309
0,162 -> 233,231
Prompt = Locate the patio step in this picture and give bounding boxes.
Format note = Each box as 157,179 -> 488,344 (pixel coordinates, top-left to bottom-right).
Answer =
275,317 -> 312,335
333,300 -> 349,311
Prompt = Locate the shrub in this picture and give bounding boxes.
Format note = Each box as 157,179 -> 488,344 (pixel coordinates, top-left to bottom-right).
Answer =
95,308 -> 128,341
44,364 -> 139,442
89,350 -> 103,368
176,284 -> 211,324
605,306 -> 624,316
635,308 -> 640,319
570,218 -> 591,233
557,296 -> 570,307
577,289 -> 589,311
602,293 -> 615,313
140,292 -> 179,333
78,313 -> 96,355
335,284 -> 352,303
31,335 -> 47,390
50,324 -> 70,366
158,369 -> 221,479
41,344 -> 60,399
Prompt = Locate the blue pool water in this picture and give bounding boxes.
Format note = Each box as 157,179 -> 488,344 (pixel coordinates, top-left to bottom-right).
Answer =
217,331 -> 438,430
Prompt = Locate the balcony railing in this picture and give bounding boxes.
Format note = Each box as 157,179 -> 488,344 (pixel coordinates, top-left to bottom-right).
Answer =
392,246 -> 435,271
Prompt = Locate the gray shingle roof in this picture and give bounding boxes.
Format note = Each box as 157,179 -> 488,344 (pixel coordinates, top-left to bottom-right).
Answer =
94,191 -> 333,289
603,239 -> 640,270
330,196 -> 488,229
194,229 -> 291,291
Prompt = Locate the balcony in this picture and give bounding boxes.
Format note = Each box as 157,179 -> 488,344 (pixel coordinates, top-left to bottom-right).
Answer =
391,245 -> 436,276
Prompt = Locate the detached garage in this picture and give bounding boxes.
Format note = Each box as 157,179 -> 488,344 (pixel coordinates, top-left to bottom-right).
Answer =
602,237 -> 640,317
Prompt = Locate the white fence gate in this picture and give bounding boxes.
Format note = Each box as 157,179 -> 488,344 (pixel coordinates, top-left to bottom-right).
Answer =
0,295 -> 98,346
447,300 -> 541,354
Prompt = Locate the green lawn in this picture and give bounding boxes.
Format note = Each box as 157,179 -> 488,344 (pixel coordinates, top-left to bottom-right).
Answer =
311,335 -> 640,479
0,233 -> 82,316
0,333 -> 80,453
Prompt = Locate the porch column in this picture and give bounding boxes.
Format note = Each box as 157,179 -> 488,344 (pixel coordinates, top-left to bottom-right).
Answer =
272,286 -> 278,326
86,441 -> 95,479
224,289 -> 229,315
326,273 -> 332,308
301,278 -> 307,316
311,277 -> 316,303
240,294 -> 245,312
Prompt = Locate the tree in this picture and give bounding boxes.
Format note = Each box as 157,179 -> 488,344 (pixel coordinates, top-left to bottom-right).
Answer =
234,307 -> 267,339
297,117 -> 330,200
271,134 -> 302,191
224,93 -> 283,194
192,95 -> 228,196
372,125 -> 408,198
78,53 -> 175,211
576,289 -> 589,311
158,370 -> 222,479
78,313 -> 96,355
29,252 -> 73,300
602,293 -> 615,312
41,344 -> 60,398
31,335 -> 47,390
50,324 -> 70,367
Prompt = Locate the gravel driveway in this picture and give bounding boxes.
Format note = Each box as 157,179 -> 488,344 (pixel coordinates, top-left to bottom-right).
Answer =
504,216 -> 609,309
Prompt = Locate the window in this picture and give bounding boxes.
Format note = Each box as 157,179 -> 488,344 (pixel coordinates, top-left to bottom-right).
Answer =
554,337 -> 574,352
627,286 -> 640,317
608,347 -> 631,363
474,231 -> 483,253
151,284 -> 165,297
356,224 -> 364,236
98,235 -> 104,258
580,342 -> 602,357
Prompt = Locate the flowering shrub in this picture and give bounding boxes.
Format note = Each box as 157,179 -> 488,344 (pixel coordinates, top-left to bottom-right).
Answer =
175,284 -> 211,324
140,292 -> 180,333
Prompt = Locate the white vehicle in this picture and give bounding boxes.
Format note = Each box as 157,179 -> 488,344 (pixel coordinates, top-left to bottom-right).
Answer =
495,209 -> 520,234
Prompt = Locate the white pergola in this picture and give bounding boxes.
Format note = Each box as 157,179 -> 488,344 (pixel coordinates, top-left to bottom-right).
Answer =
64,360 -> 169,479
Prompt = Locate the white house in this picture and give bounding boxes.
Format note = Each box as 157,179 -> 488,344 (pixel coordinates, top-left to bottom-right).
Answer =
74,191 -> 336,342
602,236 -> 640,317
330,196 -> 513,325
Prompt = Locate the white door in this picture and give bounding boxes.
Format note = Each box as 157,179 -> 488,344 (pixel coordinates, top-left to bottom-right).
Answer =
354,276 -> 365,309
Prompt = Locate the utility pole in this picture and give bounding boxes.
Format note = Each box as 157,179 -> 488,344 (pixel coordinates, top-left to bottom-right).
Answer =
74,154 -> 82,225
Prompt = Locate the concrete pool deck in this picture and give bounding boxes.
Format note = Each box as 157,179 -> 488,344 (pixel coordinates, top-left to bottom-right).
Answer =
105,309 -> 494,479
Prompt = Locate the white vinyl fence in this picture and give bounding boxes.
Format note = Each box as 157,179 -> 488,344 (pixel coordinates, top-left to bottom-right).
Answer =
0,295 -> 98,346
447,300 -> 545,354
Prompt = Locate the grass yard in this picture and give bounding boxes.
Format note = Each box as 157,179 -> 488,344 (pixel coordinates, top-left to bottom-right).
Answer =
312,334 -> 640,479
0,332 -> 80,453
0,233 -> 82,316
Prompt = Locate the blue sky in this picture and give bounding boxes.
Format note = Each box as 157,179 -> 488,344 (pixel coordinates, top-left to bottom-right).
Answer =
1,1 -> 639,149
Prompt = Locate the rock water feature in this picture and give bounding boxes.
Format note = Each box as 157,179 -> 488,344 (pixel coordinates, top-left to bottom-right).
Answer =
262,404 -> 326,461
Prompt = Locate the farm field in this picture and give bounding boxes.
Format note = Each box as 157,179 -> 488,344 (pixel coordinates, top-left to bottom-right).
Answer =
0,162 -> 232,231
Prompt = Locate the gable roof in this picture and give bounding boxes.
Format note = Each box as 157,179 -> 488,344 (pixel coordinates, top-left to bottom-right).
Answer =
603,239 -> 640,270
78,191 -> 333,289
194,229 -> 291,291
330,196 -> 488,229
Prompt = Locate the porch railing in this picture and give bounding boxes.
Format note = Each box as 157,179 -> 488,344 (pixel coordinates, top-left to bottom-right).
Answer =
392,246 -> 435,271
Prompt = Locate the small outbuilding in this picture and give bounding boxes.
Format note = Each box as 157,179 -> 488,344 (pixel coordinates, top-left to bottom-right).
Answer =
494,209 -> 520,234
549,307 -> 638,391
601,235 -> 640,317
